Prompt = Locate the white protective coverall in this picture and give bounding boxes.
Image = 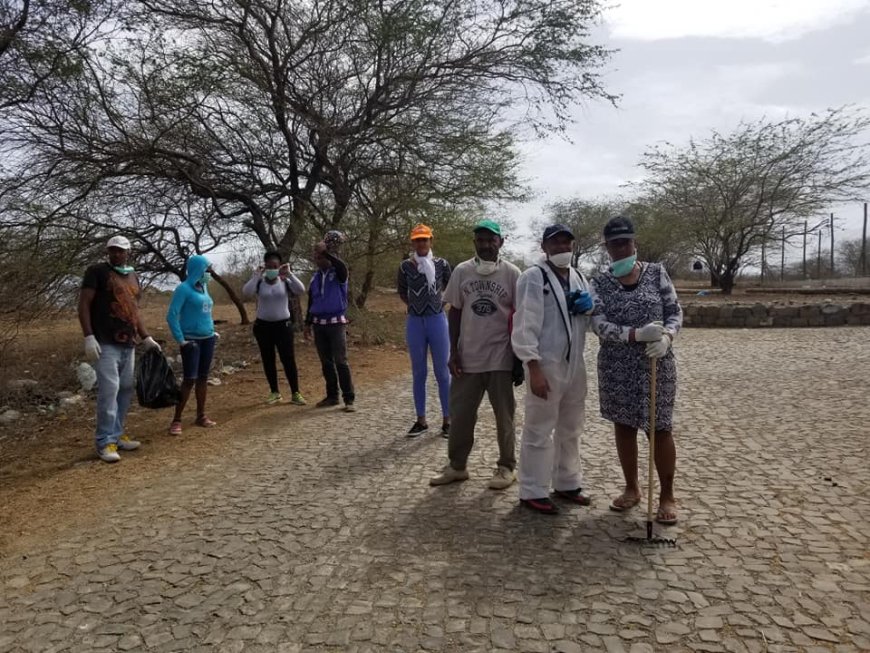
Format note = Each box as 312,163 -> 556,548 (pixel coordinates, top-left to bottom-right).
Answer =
512,258 -> 591,500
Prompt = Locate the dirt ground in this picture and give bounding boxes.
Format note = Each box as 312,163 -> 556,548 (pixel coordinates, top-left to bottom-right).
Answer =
0,293 -> 410,558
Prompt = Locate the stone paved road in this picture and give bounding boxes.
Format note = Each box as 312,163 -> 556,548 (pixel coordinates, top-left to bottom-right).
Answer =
2,329 -> 869,653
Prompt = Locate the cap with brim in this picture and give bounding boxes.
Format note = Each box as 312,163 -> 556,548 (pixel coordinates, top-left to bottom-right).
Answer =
473,219 -> 502,237
410,224 -> 433,240
542,223 -> 575,241
107,235 -> 131,250
603,216 -> 635,242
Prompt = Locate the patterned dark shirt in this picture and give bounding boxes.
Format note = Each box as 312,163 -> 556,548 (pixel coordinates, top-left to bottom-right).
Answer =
397,257 -> 452,316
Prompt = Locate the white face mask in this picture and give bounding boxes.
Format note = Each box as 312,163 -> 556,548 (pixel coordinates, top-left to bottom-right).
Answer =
474,257 -> 499,276
548,252 -> 573,269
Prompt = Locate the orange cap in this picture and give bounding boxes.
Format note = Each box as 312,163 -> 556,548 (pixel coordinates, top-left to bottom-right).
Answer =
410,224 -> 433,240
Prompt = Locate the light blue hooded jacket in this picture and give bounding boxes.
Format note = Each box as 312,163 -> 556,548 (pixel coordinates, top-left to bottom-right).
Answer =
166,255 -> 215,343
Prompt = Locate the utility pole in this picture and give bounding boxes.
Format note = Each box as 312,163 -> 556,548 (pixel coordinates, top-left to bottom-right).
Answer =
803,220 -> 808,280
830,213 -> 835,277
817,229 -> 822,278
780,225 -> 786,282
863,203 -> 868,276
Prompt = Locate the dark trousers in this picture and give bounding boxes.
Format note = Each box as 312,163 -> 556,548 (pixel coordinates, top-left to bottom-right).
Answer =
313,323 -> 355,403
253,319 -> 299,394
448,371 -> 516,471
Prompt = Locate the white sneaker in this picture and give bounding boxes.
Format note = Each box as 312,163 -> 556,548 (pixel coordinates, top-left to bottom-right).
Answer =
98,444 -> 120,463
117,435 -> 140,451
487,466 -> 515,490
429,465 -> 469,486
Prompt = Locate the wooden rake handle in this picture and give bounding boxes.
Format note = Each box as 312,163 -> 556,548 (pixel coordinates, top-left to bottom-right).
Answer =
647,356 -> 657,532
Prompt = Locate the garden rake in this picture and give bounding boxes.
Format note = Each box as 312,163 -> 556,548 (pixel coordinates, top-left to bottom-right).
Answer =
625,356 -> 677,548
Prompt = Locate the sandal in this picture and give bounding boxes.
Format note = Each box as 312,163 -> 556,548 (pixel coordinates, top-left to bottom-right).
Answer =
609,493 -> 641,512
195,416 -> 217,428
168,421 -> 182,436
656,503 -> 678,525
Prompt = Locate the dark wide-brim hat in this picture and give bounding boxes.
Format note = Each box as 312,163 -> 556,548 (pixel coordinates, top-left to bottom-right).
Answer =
603,216 -> 636,242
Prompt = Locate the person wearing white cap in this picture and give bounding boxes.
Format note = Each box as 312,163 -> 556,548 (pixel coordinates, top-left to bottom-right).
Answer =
78,235 -> 160,463
512,224 -> 595,514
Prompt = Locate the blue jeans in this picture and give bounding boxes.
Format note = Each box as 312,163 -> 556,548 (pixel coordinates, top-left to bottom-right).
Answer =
94,343 -> 135,449
406,313 -> 451,418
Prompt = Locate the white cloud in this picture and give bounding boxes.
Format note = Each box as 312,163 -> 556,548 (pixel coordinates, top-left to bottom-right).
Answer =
607,0 -> 870,42
855,52 -> 870,64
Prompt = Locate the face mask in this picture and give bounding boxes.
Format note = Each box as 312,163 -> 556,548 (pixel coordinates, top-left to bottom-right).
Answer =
610,254 -> 637,278
263,269 -> 280,280
548,252 -> 573,269
112,265 -> 134,275
200,272 -> 212,285
474,257 -> 498,276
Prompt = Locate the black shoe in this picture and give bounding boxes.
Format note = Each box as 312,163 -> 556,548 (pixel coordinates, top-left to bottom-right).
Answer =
441,423 -> 450,439
553,488 -> 592,506
407,422 -> 429,437
316,397 -> 340,408
520,497 -> 560,514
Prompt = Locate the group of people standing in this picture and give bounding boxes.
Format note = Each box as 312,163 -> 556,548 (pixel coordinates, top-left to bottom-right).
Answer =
78,233 -> 356,461
77,215 -> 682,524
401,217 -> 682,523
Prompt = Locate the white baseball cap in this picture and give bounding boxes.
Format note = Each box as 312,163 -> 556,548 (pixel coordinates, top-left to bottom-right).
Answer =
106,235 -> 132,250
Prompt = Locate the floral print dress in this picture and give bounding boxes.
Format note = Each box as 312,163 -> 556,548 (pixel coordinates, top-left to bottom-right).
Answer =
590,262 -> 683,432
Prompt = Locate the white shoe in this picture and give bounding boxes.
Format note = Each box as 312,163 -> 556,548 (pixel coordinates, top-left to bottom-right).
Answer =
429,465 -> 470,486
117,435 -> 140,451
98,444 -> 120,463
487,466 -> 515,490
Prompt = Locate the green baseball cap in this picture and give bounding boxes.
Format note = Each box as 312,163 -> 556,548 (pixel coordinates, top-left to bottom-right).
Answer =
473,219 -> 502,237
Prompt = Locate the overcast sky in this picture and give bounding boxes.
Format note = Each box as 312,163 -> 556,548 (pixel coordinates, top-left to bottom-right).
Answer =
505,0 -> 870,260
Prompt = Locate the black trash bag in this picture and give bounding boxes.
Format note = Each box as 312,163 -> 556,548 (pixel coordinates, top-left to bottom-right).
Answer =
511,355 -> 525,387
136,348 -> 180,408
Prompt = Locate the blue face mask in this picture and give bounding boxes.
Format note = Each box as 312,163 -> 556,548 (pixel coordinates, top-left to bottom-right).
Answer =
112,265 -> 134,275
200,272 -> 212,285
263,269 -> 280,280
610,254 -> 637,278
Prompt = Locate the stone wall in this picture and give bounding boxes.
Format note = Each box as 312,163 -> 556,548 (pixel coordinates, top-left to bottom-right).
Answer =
682,302 -> 870,328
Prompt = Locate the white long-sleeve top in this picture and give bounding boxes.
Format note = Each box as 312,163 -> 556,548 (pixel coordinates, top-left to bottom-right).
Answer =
242,272 -> 305,322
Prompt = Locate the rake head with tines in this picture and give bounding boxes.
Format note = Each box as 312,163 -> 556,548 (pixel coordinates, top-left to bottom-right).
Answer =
625,520 -> 677,547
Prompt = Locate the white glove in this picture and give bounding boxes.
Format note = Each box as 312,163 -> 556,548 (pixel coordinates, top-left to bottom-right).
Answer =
646,334 -> 672,358
635,321 -> 665,342
142,336 -> 161,351
83,335 -> 101,362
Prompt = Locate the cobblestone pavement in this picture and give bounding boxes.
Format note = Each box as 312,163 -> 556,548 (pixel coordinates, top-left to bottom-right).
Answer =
2,328 -> 869,653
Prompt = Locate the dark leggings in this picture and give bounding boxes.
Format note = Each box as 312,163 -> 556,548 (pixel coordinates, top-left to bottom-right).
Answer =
253,319 -> 300,394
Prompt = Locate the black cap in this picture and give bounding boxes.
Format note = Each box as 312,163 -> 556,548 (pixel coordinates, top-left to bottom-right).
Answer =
603,216 -> 635,242
542,224 -> 575,241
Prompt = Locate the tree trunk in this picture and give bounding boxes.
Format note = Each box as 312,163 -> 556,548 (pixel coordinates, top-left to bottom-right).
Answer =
709,270 -> 720,288
210,270 -> 250,324
355,267 -> 375,309
718,270 -> 735,294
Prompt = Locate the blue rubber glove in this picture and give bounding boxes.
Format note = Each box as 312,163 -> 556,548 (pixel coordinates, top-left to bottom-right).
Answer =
572,291 -> 594,314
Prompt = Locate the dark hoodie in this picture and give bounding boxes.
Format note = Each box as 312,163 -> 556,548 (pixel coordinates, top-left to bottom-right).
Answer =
166,255 -> 215,343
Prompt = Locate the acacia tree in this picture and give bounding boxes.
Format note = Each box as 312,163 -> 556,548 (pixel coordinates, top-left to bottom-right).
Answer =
637,108 -> 870,293
7,0 -> 613,256
0,0 -> 116,111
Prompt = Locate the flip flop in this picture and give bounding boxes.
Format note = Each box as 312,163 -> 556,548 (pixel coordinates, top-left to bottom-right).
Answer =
656,506 -> 678,525
195,416 -> 217,428
609,494 -> 641,512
